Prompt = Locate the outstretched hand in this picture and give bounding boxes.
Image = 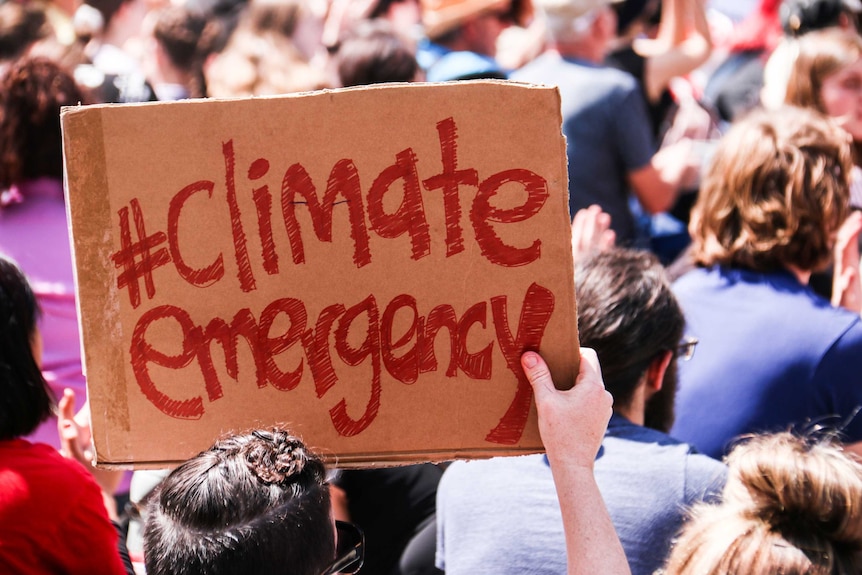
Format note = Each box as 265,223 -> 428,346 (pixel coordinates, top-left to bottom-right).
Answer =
571,205 -> 615,263
521,348 -> 613,470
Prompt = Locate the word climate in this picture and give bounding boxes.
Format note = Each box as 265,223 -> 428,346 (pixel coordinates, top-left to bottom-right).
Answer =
114,116 -> 558,445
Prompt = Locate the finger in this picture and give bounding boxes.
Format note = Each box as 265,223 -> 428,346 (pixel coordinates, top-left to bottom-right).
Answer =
59,415 -> 87,463
581,207 -> 599,244
521,351 -> 557,398
58,388 -> 76,422
578,348 -> 604,385
595,210 -> 611,234
600,229 -> 616,250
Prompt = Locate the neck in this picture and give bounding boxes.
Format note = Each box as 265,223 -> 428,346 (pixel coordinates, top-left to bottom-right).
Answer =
786,265 -> 811,285
550,40 -> 603,63
613,387 -> 645,426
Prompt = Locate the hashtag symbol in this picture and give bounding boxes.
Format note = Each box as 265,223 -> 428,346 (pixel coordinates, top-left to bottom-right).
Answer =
111,198 -> 171,309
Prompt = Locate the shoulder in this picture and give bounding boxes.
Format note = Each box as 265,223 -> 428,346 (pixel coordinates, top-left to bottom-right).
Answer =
604,420 -> 726,472
426,51 -> 505,82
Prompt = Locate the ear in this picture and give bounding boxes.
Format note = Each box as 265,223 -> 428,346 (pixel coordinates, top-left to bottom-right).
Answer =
593,6 -> 616,40
645,350 -> 673,393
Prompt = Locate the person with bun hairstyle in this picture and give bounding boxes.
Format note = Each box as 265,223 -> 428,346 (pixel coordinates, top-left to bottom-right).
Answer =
663,431 -> 862,574
144,427 -> 348,575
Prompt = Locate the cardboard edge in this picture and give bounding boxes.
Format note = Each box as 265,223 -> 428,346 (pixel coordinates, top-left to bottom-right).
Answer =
93,446 -> 547,470
550,86 -> 579,391
61,105 -> 132,462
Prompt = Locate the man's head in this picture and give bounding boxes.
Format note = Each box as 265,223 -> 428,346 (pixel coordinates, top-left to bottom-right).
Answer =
421,0 -> 531,55
144,428 -> 336,575
690,106 -> 851,274
533,0 -> 619,55
575,248 -> 684,431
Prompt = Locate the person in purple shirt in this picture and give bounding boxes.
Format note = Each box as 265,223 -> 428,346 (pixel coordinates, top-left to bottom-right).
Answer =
0,57 -> 88,448
671,105 -> 862,460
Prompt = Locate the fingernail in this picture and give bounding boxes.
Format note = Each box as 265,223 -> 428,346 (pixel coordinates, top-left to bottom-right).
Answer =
522,352 -> 538,368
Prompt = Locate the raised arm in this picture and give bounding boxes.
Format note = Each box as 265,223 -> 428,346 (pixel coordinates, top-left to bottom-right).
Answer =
638,0 -> 713,103
521,349 -> 631,575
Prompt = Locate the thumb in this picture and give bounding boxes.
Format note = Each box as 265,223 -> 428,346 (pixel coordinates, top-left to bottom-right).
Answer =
521,351 -> 560,399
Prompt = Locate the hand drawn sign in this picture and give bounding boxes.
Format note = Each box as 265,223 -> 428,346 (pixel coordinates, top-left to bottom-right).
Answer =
61,81 -> 578,467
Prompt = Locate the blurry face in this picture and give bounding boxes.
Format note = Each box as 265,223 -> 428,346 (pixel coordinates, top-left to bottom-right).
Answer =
466,7 -> 511,56
820,58 -> 862,142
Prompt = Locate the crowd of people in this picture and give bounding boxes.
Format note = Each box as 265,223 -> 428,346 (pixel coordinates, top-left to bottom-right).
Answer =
4,0 -> 862,572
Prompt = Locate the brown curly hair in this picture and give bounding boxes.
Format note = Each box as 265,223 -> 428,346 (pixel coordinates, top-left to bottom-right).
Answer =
0,57 -> 85,191
689,106 -> 851,273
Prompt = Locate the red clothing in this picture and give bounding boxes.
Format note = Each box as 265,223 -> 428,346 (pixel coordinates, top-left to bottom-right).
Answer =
0,439 -> 126,574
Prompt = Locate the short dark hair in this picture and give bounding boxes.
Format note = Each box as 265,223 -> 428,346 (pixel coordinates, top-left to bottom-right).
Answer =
144,427 -> 336,575
575,248 -> 684,411
0,255 -> 53,441
153,5 -> 207,71
335,20 -> 419,87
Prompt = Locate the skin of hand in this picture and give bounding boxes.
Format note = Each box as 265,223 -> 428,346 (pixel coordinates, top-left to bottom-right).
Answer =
832,210 -> 862,314
521,348 -> 612,469
571,205 -> 616,263
58,388 -> 124,520
520,349 -> 630,575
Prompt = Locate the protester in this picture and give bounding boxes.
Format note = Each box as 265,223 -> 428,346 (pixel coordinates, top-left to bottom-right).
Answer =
762,0 -> 862,110
143,427 -> 347,575
416,0 -> 531,80
204,0 -> 328,97
139,4 -> 209,100
512,0 -> 697,247
0,2 -> 52,76
786,28 -> 862,208
0,57 -> 91,449
663,432 -> 862,575
332,18 -> 421,86
671,105 -> 862,459
0,256 -> 127,574
436,248 -> 726,575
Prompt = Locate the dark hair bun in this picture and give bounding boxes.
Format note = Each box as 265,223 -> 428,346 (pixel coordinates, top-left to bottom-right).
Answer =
242,428 -> 323,486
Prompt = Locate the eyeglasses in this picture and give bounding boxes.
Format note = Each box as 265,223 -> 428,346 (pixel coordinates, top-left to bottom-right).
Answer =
321,521 -> 365,575
675,337 -> 698,361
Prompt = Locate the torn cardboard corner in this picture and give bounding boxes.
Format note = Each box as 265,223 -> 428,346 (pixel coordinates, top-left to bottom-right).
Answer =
61,80 -> 578,469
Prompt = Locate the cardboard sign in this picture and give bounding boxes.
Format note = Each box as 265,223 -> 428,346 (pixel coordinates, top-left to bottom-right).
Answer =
61,81 -> 578,467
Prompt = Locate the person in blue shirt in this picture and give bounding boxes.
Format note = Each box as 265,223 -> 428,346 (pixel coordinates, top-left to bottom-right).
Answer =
671,105 -> 862,460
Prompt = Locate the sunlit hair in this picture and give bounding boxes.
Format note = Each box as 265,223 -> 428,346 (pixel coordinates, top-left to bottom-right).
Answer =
786,28 -> 862,113
0,255 -> 52,440
689,106 -> 851,272
663,432 -> 862,575
144,427 -> 336,575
